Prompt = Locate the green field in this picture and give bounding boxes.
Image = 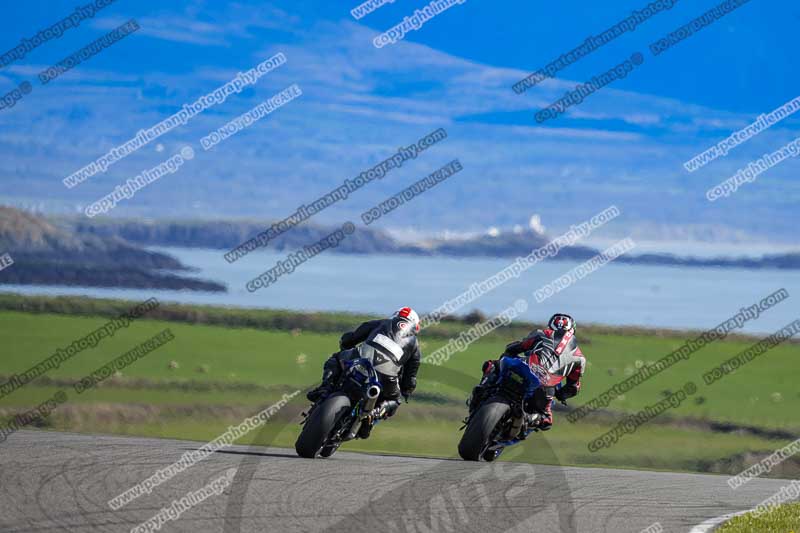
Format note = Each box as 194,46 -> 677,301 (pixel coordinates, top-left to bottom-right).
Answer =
1,296 -> 799,475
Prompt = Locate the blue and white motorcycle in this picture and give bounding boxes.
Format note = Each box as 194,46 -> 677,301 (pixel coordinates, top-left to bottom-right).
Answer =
458,356 -> 568,462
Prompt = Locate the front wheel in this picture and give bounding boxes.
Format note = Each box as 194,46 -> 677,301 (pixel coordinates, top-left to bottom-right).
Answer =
458,401 -> 510,461
295,394 -> 352,458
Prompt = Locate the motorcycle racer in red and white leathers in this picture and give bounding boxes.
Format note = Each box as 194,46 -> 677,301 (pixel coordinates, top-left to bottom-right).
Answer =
469,313 -> 586,431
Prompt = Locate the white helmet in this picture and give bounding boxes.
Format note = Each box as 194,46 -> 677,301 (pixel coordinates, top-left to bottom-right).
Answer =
548,313 -> 575,334
393,307 -> 420,333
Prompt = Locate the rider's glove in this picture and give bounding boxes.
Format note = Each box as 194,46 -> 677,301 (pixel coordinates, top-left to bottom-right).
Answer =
555,384 -> 578,402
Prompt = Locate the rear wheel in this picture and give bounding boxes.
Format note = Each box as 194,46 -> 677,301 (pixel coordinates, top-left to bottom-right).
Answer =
458,401 -> 510,461
295,394 -> 351,458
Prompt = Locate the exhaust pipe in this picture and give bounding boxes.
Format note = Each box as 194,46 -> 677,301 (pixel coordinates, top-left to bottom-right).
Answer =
366,385 -> 381,399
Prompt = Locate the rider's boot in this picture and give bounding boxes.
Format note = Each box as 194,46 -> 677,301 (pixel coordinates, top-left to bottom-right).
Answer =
527,387 -> 554,431
357,399 -> 400,439
482,447 -> 503,462
537,399 -> 553,431
357,421 -> 374,439
467,385 -> 485,412
306,356 -> 340,402
467,360 -> 499,411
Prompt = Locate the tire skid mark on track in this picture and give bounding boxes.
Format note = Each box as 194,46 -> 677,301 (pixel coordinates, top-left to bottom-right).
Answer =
1,425 -> 794,532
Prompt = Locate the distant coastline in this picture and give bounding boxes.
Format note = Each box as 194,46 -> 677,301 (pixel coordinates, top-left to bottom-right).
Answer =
4,204 -> 798,298
63,217 -> 800,271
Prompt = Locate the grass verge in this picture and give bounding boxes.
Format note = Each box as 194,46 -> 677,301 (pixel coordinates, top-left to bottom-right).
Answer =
717,502 -> 800,532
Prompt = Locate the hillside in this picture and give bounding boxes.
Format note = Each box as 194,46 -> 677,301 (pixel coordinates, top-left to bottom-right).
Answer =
0,207 -> 225,291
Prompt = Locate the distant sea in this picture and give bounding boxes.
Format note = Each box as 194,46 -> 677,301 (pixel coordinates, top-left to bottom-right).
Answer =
3,245 -> 800,335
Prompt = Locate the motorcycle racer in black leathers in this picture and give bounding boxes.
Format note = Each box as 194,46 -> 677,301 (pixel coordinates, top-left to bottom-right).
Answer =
307,307 -> 422,438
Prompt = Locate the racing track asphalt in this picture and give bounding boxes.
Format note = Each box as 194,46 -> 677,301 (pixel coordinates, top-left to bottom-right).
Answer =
0,430 -> 789,532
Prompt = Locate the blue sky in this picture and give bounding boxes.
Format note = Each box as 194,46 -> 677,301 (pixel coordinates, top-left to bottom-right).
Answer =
1,0 -> 798,242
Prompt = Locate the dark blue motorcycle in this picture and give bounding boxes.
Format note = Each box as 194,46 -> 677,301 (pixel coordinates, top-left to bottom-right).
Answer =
458,356 -> 563,462
295,357 -> 383,459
